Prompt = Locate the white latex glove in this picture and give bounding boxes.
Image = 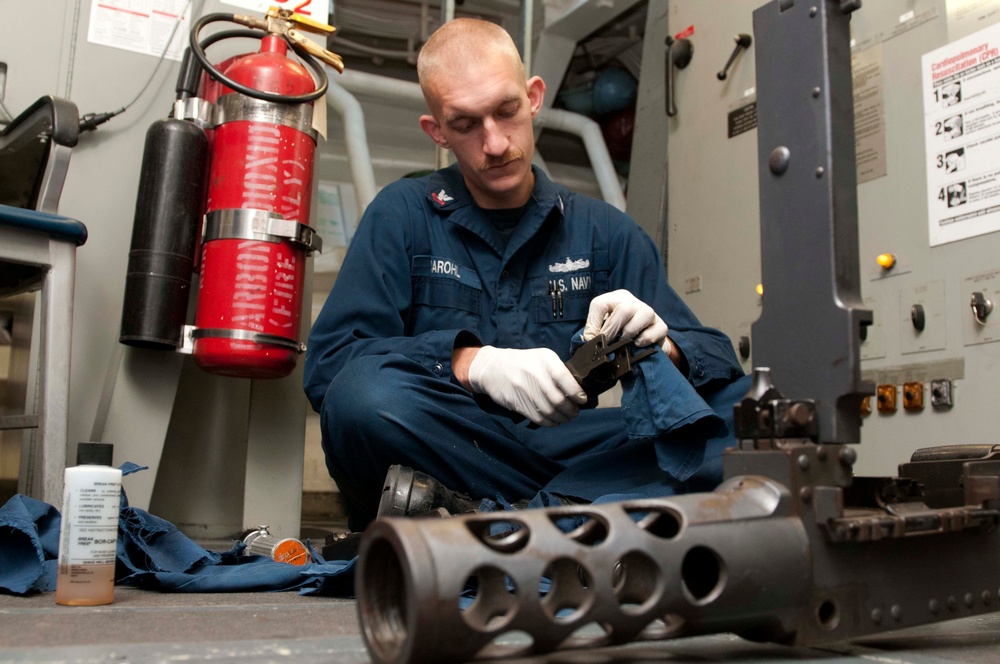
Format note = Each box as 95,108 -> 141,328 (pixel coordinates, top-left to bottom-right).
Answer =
468,346 -> 587,427
583,289 -> 668,348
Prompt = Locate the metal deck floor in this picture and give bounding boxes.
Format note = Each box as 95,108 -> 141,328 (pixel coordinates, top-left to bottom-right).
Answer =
0,588 -> 366,662
2,496 -> 1000,663
4,586 -> 1000,663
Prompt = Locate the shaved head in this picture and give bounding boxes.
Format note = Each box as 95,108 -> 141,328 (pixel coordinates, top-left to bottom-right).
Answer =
418,19 -> 526,106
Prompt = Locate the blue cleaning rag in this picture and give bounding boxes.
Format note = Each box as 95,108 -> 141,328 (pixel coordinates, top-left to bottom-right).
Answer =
569,331 -> 729,483
0,493 -> 60,595
0,463 -> 355,597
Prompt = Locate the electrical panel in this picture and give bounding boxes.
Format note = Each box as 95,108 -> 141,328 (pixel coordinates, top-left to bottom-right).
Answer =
659,0 -> 1000,475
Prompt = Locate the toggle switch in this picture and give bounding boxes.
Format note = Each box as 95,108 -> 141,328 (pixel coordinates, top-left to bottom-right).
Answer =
876,384 -> 897,413
910,304 -> 925,332
860,395 -> 872,416
930,379 -> 954,409
902,381 -> 924,411
738,335 -> 751,360
665,36 -> 694,118
971,291 -> 993,325
717,33 -> 752,81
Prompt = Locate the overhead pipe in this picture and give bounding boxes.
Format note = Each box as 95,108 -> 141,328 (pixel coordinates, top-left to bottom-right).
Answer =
520,0 -> 534,83
335,68 -> 425,102
437,0 -> 455,169
325,80 -> 378,213
534,107 -> 626,210
328,68 -> 627,211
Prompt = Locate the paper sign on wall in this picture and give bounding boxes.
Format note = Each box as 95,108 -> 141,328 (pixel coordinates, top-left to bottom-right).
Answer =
947,0 -> 1000,42
923,22 -> 1000,246
87,0 -> 191,61
854,43 -> 887,184
220,0 -> 331,19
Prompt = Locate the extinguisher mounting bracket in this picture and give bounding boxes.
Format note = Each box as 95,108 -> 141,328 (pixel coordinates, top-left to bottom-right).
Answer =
173,98 -> 214,129
179,325 -> 196,355
203,208 -> 323,254
214,94 -> 318,141
183,325 -> 307,354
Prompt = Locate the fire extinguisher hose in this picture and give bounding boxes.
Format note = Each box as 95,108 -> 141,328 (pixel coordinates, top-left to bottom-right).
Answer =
189,13 -> 329,104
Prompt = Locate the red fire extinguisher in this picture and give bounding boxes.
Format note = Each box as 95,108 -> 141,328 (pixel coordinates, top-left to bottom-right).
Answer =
120,9 -> 343,378
188,9 -> 344,379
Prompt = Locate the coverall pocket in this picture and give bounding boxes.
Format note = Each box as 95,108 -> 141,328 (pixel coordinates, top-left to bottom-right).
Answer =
528,271 -> 608,325
410,263 -> 483,331
412,277 -> 481,313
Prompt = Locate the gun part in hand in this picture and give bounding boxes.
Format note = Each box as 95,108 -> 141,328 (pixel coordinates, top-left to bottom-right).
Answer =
495,334 -> 656,427
566,334 -> 657,400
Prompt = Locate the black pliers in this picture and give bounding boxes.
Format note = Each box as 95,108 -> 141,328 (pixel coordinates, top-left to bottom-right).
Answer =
566,334 -> 658,400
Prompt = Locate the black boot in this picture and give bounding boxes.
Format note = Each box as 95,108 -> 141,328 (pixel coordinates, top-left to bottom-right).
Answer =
377,465 -> 481,518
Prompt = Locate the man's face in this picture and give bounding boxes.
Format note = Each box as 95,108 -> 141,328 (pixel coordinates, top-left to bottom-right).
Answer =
420,57 -> 545,209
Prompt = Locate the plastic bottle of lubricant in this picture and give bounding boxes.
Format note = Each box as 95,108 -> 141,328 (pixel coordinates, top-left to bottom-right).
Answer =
55,442 -> 122,606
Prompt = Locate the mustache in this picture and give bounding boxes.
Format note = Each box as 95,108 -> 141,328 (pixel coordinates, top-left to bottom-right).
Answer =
481,149 -> 523,171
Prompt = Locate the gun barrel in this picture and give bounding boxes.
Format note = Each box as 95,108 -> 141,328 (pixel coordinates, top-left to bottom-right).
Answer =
357,476 -> 811,664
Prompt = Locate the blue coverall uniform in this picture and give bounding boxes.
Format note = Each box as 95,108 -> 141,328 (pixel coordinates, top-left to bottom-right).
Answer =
304,165 -> 748,530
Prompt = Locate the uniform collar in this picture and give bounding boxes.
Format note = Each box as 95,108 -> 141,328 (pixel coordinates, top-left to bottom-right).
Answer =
424,163 -> 565,216
424,164 -> 469,210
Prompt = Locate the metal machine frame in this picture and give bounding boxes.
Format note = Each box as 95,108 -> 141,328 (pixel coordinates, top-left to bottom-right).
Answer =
0,96 -> 84,505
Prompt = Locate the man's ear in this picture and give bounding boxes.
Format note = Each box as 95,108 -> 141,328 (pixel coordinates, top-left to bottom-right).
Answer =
526,76 -> 546,119
420,114 -> 449,149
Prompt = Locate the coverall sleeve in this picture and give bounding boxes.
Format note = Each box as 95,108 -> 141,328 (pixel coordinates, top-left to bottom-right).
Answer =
303,183 -> 472,413
607,211 -> 744,390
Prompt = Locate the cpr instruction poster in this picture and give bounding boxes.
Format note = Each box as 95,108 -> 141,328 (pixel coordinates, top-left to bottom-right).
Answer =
923,22 -> 1000,246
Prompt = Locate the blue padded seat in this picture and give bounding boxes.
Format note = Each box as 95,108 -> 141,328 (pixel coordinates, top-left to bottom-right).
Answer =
0,204 -> 88,246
